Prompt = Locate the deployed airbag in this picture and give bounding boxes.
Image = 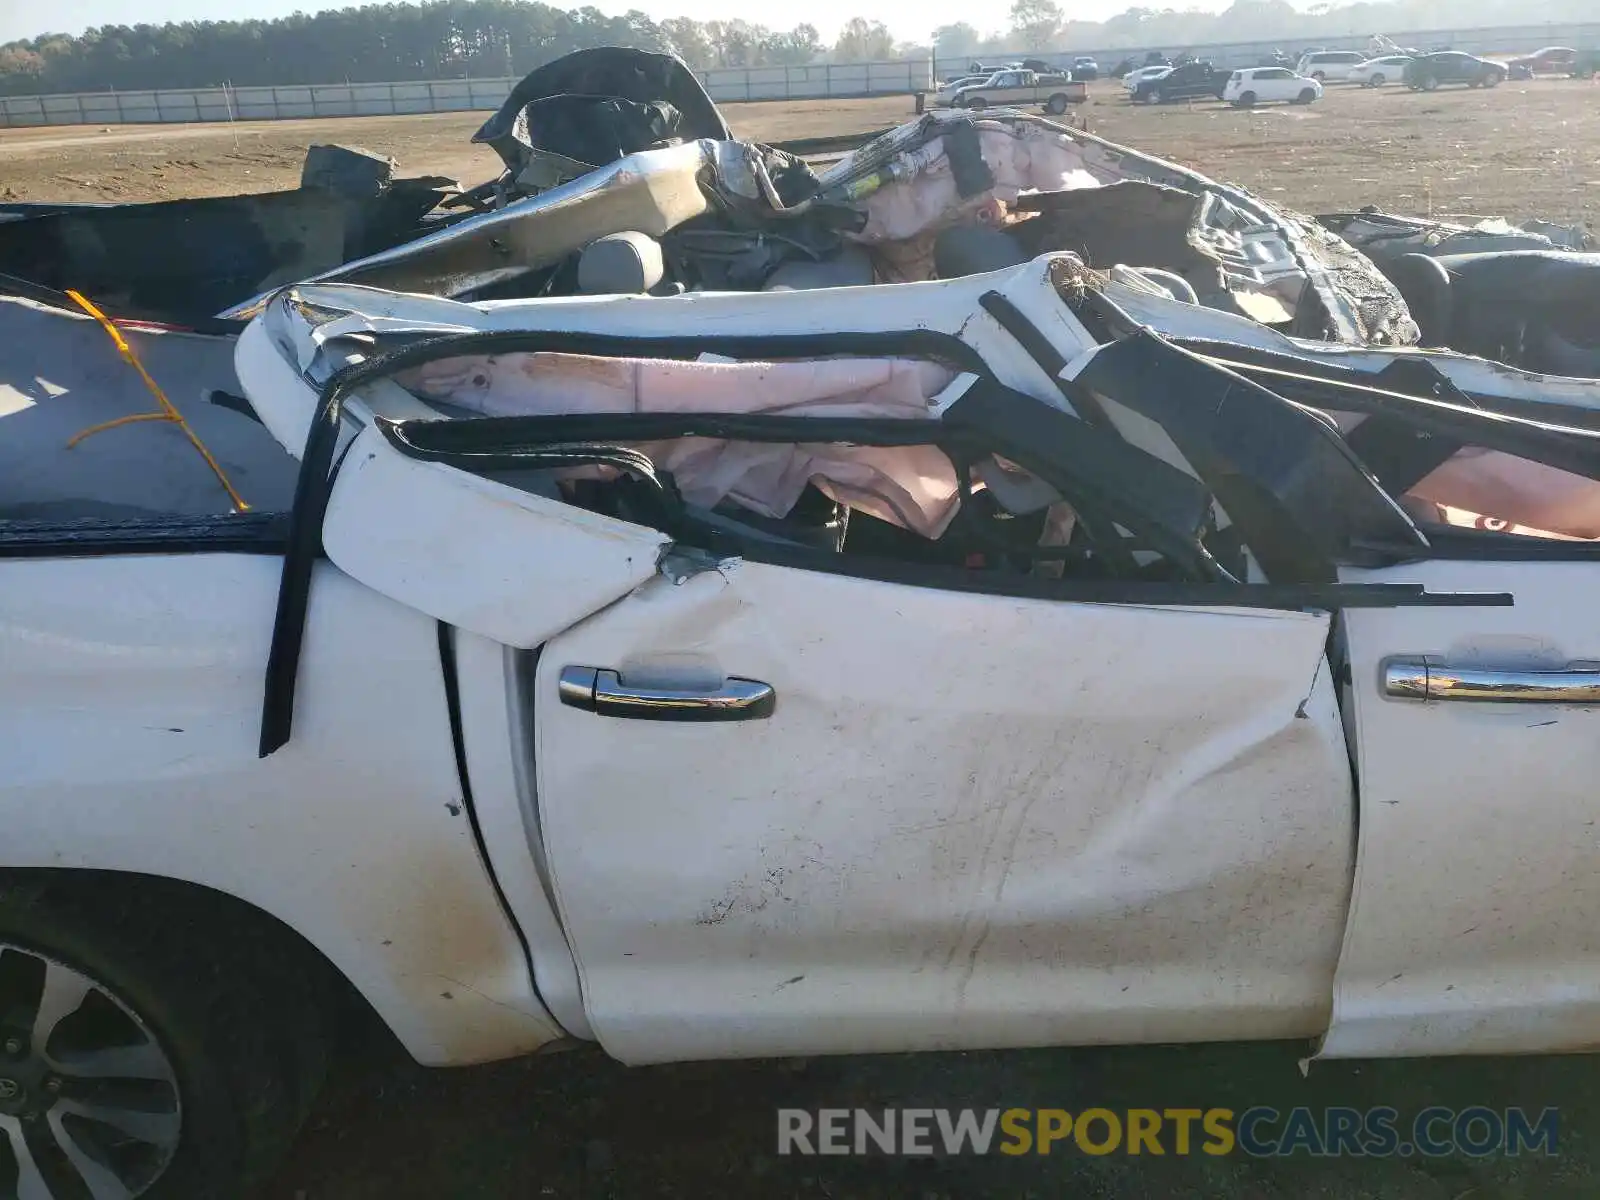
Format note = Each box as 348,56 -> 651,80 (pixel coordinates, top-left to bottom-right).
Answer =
396,353 -> 964,537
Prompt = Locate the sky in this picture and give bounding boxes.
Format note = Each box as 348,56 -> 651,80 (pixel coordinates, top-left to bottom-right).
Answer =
1,0 -> 1242,48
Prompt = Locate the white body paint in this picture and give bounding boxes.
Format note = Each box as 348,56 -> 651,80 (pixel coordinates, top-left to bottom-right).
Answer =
10,259 -> 1600,1070
535,561 -> 1353,1064
1324,559 -> 1600,1057
0,555 -> 559,1064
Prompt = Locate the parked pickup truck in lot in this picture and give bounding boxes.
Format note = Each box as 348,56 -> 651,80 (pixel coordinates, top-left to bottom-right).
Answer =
1129,60 -> 1228,103
932,73 -> 990,106
948,68 -> 1087,113
7,92 -> 1600,1199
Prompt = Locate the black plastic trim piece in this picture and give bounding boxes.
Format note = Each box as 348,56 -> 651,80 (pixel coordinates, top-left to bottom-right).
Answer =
1342,414 -> 1462,496
207,389 -> 265,424
347,326 -> 992,379
977,290 -> 1115,429
1206,355 -> 1600,484
0,511 -> 290,558
435,623 -> 548,1025
379,412 -> 950,456
1076,331 -> 1430,581
974,290 -> 1137,575
1357,529 -> 1600,563
944,119 -> 997,198
940,381 -> 1218,578
1171,335 -> 1600,441
377,432 -> 668,482
739,541 -> 1512,609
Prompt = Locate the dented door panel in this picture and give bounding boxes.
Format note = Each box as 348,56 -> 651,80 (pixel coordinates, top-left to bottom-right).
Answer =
535,558 -> 1355,1064
321,424 -> 669,648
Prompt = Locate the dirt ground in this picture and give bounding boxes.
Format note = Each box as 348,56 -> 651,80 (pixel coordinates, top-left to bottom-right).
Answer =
7,78 -> 1600,1198
266,1031 -> 1600,1200
3,79 -> 1598,226
0,98 -> 905,204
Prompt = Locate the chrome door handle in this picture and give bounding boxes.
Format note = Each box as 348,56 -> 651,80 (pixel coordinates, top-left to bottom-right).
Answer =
1383,657 -> 1600,703
558,665 -> 776,721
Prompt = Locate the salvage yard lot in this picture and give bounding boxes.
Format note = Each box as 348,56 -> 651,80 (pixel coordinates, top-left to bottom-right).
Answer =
7,75 -> 1600,1200
2,79 -> 1598,227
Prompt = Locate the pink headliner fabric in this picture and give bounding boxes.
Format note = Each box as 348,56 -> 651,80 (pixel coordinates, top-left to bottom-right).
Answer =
1328,410 -> 1600,541
396,352 -> 965,537
853,127 -> 1105,246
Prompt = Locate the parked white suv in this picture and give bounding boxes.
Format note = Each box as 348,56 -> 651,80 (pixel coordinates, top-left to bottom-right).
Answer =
1224,67 -> 1323,107
1295,50 -> 1367,81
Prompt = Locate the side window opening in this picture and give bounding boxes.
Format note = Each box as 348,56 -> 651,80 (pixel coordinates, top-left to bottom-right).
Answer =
376,346 -> 1224,587
369,321 -> 1600,591
1154,337 -> 1600,556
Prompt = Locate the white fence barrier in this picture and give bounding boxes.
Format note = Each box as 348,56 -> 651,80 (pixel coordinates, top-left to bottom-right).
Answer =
0,60 -> 934,128
3,23 -> 1597,130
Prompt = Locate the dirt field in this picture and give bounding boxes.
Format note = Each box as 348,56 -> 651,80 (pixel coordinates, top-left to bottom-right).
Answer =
8,78 -> 1600,1198
0,98 -> 905,203
265,1032 -> 1600,1200
3,79 -> 1598,227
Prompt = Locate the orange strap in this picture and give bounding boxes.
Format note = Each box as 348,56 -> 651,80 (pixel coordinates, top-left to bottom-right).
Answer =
64,290 -> 249,512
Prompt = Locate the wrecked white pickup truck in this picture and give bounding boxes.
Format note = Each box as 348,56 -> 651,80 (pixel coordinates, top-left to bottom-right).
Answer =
7,50 -> 1600,1199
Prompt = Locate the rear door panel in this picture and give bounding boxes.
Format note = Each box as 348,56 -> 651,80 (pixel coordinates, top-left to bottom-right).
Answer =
1325,557 -> 1600,1056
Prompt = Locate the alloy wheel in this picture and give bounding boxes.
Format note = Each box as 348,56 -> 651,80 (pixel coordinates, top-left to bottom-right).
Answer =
0,944 -> 181,1199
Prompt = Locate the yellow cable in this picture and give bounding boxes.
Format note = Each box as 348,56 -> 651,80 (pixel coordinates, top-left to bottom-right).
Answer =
64,290 -> 250,513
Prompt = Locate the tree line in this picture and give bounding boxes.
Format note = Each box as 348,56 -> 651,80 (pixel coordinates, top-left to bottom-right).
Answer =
0,3 -> 895,96
1,0 -> 1593,96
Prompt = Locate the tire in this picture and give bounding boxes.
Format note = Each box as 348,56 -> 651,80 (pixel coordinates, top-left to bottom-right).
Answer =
1421,76 -> 1440,91
1143,89 -> 1161,104
0,875 -> 328,1198
1483,71 -> 1502,88
1370,73 -> 1386,86
1311,71 -> 1326,81
1234,90 -> 1257,108
1296,87 -> 1318,104
1046,92 -> 1069,115
966,96 -> 987,110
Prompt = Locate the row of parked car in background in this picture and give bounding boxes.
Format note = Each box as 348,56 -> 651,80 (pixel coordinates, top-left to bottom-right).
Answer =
1122,43 -> 1597,107
933,65 -> 1087,112
932,42 -> 1596,116
1122,59 -> 1322,108
1294,44 -> 1595,90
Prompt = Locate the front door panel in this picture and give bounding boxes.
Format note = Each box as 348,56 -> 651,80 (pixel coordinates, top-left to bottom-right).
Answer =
536,558 -> 1355,1064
